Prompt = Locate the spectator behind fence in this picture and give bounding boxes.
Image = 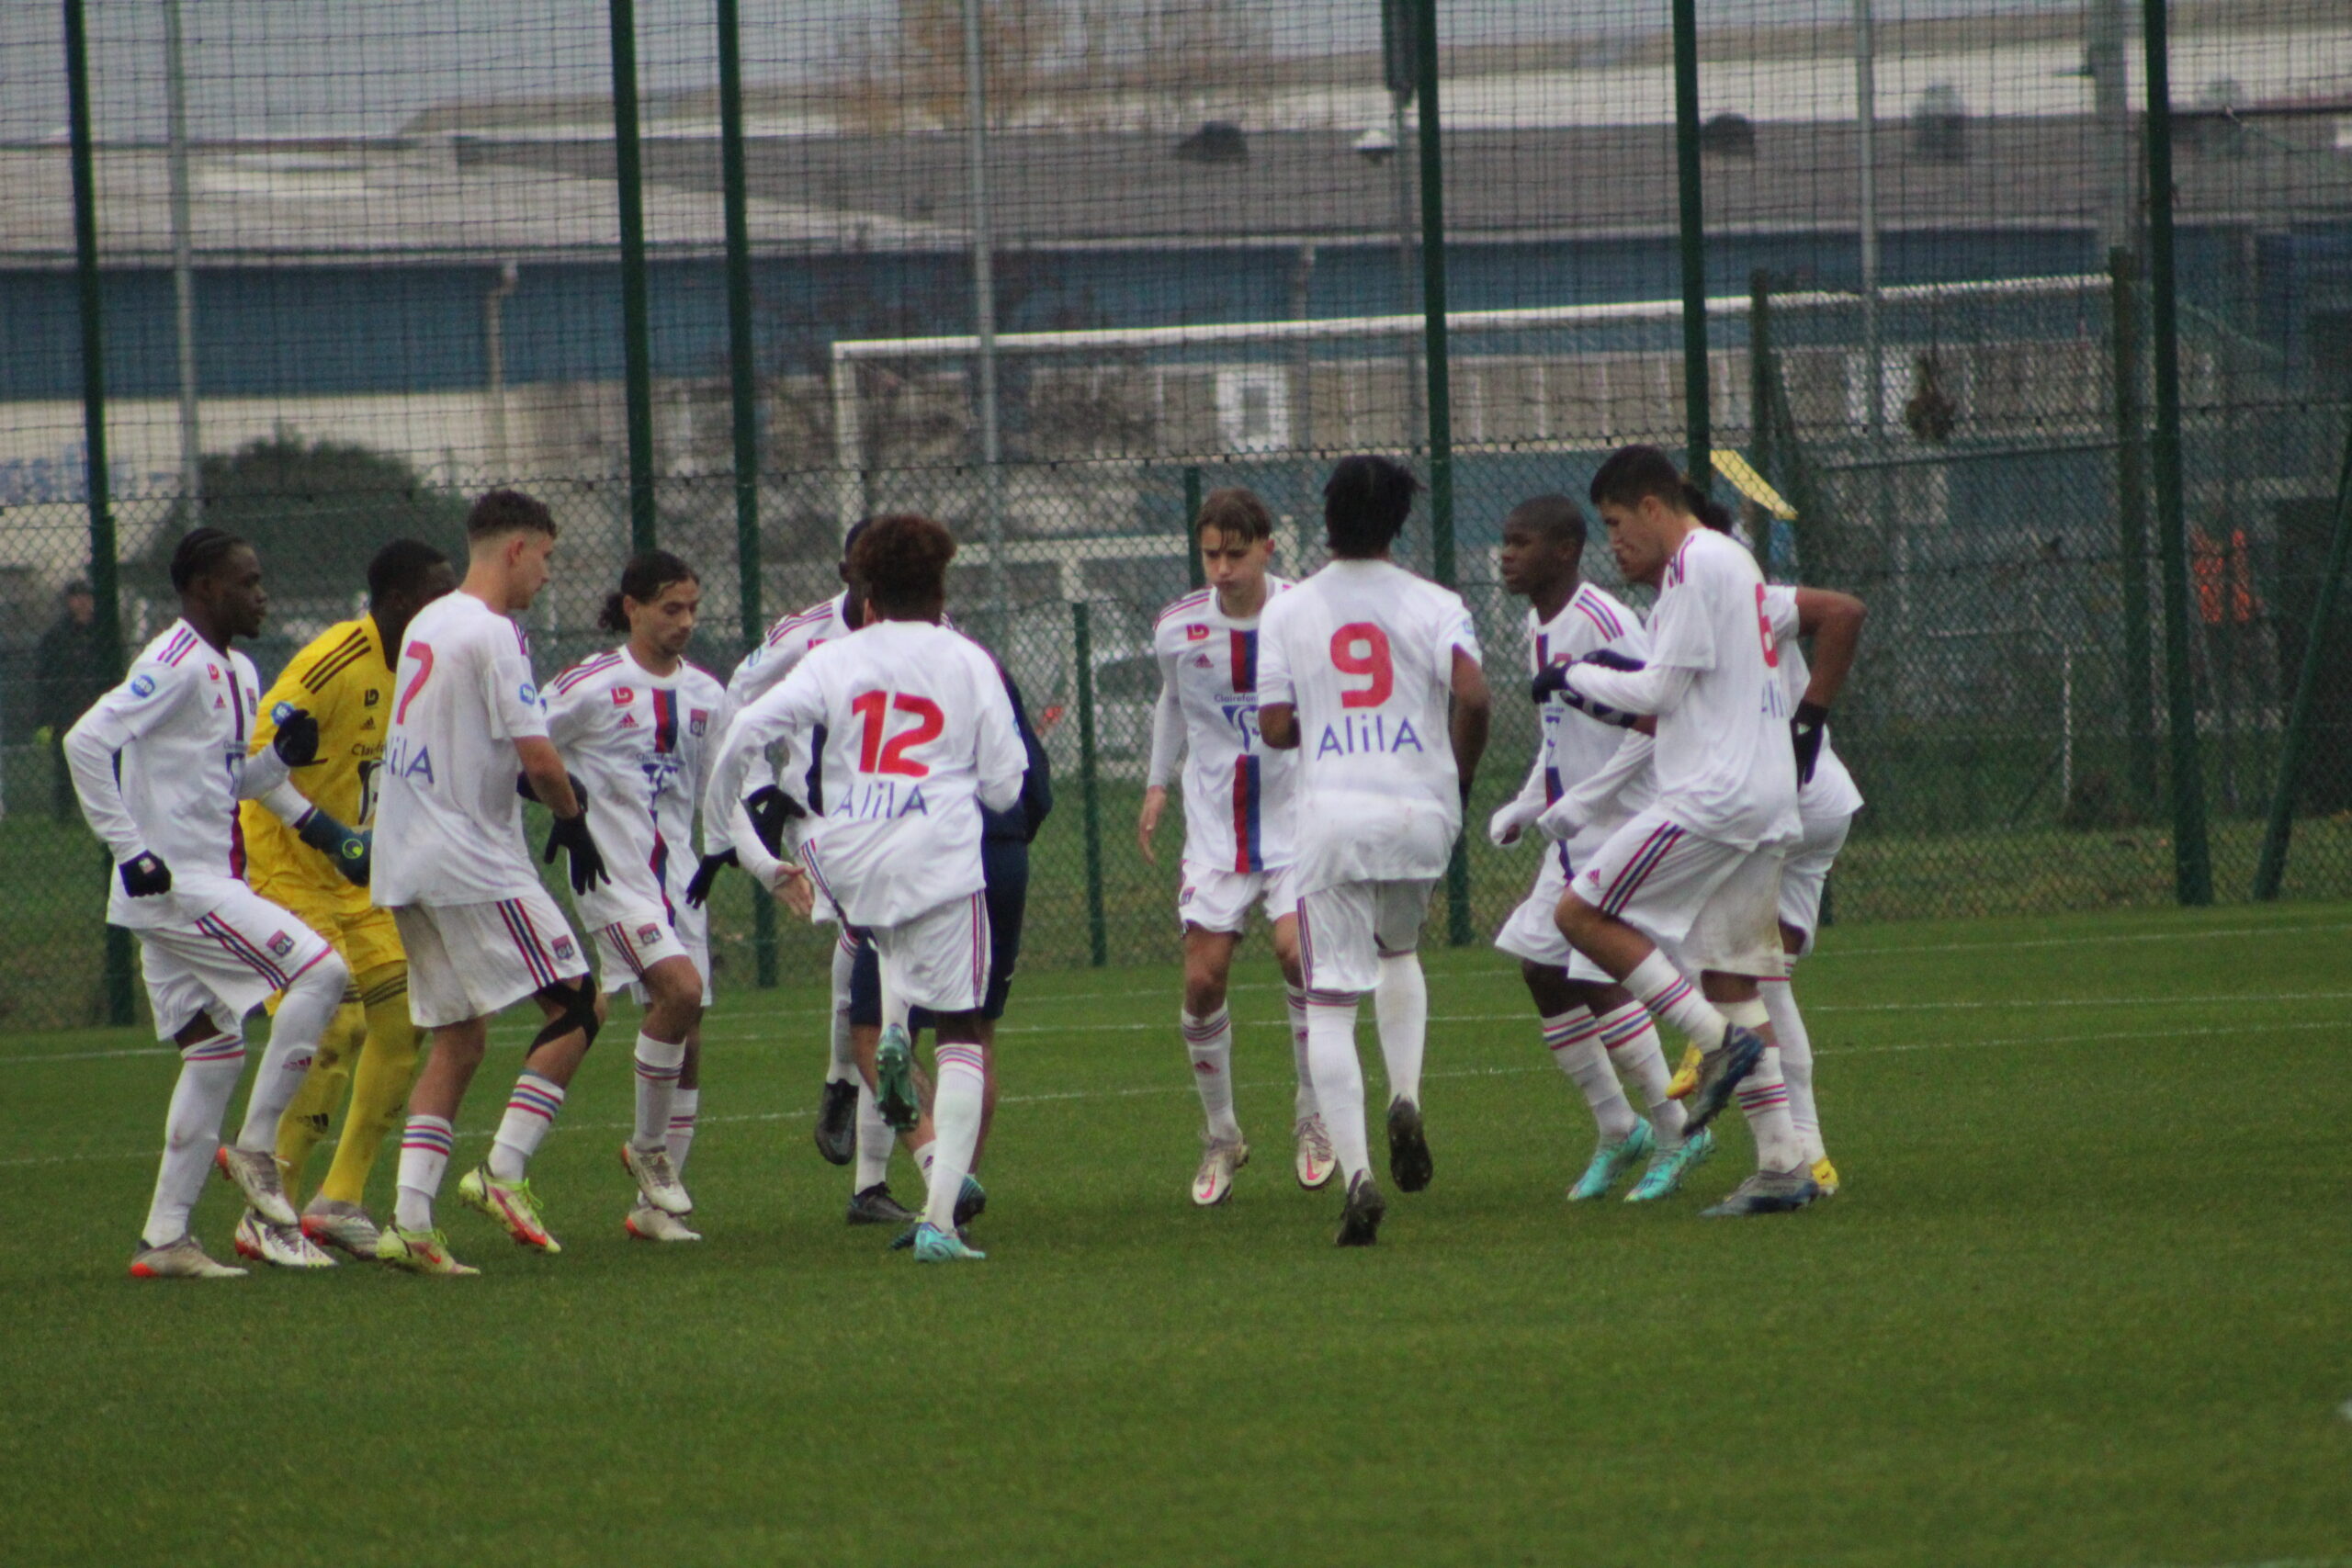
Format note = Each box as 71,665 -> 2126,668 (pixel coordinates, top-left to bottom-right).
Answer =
35,580 -> 110,821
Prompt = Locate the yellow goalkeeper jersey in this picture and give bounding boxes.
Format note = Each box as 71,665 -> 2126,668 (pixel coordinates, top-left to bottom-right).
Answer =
241,615 -> 395,915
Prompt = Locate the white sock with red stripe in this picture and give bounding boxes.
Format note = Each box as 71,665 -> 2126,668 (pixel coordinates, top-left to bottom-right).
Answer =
631,1032 -> 686,1155
922,1042 -> 987,1232
1734,1047 -> 1805,1171
1760,976 -> 1825,1166
1284,987 -> 1320,1120
1596,999 -> 1686,1148
1626,950 -> 1729,1053
394,1113 -> 454,1231
853,1081 -> 892,1190
142,1030 -> 245,1247
826,936 -> 859,1087
1543,1010 -> 1639,1142
489,1071 -> 565,1180
1374,953 -> 1428,1109
1183,1008 -> 1241,1141
233,951 -> 345,1153
666,1088 -> 700,1174
1303,992 -> 1372,1186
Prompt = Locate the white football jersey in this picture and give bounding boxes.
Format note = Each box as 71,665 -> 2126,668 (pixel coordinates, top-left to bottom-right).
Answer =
1638,528 -> 1802,850
1527,583 -> 1653,813
707,618 -> 1024,929
1256,558 -> 1482,895
1148,577 -> 1295,875
62,619 -> 288,931
727,591 -> 854,709
1764,587 -> 1864,822
371,592 -> 551,908
545,645 -> 731,931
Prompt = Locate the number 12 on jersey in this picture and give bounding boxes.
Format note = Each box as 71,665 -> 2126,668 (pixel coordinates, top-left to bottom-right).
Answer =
850,690 -> 944,777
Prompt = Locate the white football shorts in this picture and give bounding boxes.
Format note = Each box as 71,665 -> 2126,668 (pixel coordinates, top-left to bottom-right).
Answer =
593,900 -> 714,1008
875,890 -> 990,1017
1493,843 -> 1613,984
392,889 -> 591,1029
1177,859 -> 1298,935
1779,805 -> 1854,958
137,886 -> 337,1040
1572,807 -> 1748,951
1679,846 -> 1788,978
1295,877 -> 1434,997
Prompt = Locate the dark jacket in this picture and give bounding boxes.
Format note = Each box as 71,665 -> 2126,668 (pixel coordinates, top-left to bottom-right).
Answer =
33,613 -> 110,733
982,666 -> 1054,844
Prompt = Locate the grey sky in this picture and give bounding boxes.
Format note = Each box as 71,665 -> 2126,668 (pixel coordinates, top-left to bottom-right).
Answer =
2,0 -> 2082,143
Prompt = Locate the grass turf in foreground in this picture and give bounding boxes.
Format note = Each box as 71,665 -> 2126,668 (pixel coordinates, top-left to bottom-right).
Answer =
1,901 -> 2346,1567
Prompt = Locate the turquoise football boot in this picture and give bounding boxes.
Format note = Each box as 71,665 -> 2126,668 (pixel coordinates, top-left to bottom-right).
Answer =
912,1222 -> 987,1262
1567,1119 -> 1653,1201
1624,1124 -> 1715,1202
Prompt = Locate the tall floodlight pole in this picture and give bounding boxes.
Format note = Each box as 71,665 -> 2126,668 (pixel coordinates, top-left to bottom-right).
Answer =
1854,0 -> 1883,439
164,0 -> 199,514
1670,0 -> 1712,488
962,0 -> 1007,624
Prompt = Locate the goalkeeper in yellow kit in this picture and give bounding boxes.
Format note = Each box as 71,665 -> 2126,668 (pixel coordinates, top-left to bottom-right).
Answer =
240,539 -> 458,1258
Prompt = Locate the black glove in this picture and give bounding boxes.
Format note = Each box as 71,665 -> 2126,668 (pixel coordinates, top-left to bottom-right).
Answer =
294,807 -> 371,886
684,851 -> 736,908
743,784 -> 803,857
1792,700 -> 1830,786
517,770 -> 586,805
543,809 -> 609,895
1530,663 -> 1570,705
1577,647 -> 1647,673
119,852 -> 172,897
270,705 -> 322,767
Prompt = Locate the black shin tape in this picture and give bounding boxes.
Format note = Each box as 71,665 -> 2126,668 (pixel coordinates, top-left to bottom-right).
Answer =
532,980 -> 602,1052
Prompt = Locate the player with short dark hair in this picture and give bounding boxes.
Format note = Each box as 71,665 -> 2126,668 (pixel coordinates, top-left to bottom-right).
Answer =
65,527 -> 350,1278
1137,487 -> 1336,1205
717,517 -> 922,1223
1488,496 -> 1711,1204
1551,446 -> 1815,1216
546,550 -> 732,1241
243,536 -> 458,1261
371,489 -> 610,1274
1258,457 -> 1491,1246
707,514 -> 1026,1262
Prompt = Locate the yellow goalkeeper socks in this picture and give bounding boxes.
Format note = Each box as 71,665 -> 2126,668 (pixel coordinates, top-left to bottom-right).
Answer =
317,963 -> 426,1207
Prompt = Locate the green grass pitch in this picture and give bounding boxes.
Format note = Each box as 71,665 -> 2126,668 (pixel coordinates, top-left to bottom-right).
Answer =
3,901 -> 2347,1567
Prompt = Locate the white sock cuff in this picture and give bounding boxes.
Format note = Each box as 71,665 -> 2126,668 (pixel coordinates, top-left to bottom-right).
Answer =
633,1032 -> 688,1074
178,1029 -> 244,1063
1720,998 -> 1771,1030
1181,1008 -> 1231,1042
1541,1009 -> 1600,1048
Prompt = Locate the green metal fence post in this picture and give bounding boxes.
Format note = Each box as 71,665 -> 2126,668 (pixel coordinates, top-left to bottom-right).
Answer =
1072,600 -> 1108,967
2109,247 -> 2161,818
716,0 -> 774,986
1411,0 -> 1471,948
1670,0 -> 1713,490
2141,0 -> 2212,904
1183,465 -> 1204,591
65,0 -> 134,1028
609,0 -> 657,551
2252,420 -> 2352,899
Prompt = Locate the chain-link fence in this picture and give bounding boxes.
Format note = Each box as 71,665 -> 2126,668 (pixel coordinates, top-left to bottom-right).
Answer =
5,1 -> 2348,1030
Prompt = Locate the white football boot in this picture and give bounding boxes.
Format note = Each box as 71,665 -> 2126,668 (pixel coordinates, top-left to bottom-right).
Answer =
234,1209 -> 337,1269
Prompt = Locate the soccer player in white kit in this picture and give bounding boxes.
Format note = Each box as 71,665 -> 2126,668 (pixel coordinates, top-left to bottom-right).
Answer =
64,528 -> 350,1278
1258,457 -> 1491,1247
372,490 -> 611,1275
707,514 -> 1025,1263
1755,570 -> 1867,1195
1136,487 -> 1336,1206
1487,496 -> 1712,1205
1551,446 -> 1816,1217
544,550 -> 731,1241
722,522 -> 907,1210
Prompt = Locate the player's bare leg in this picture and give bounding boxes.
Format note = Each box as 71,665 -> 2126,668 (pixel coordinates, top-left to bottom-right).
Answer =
1181,926 -> 1251,1205
457,981 -> 605,1249
1270,913 -> 1334,1189
622,955 -> 701,1217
